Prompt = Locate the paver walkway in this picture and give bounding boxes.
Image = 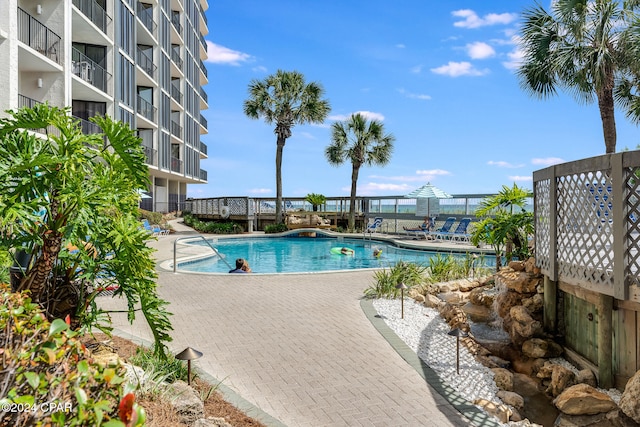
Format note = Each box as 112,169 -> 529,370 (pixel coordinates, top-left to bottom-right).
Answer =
98,223 -> 489,426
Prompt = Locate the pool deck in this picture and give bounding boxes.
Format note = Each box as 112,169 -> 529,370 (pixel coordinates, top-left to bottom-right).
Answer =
98,221 -> 499,427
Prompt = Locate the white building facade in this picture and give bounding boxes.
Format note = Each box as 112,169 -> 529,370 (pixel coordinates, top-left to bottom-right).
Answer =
0,0 -> 209,212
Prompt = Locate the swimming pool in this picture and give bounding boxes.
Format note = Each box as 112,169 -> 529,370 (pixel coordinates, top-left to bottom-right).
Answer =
177,236 -> 493,274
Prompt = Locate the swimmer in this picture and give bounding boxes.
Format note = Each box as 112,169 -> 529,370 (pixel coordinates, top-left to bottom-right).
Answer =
340,247 -> 354,255
373,248 -> 382,258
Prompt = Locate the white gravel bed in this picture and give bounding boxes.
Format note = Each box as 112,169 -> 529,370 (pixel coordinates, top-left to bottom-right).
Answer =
372,298 -> 505,420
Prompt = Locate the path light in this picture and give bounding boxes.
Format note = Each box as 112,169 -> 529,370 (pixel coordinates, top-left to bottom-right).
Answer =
396,282 -> 408,319
175,347 -> 203,385
447,328 -> 469,375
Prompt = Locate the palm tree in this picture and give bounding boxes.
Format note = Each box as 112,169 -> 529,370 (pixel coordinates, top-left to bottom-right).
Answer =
243,70 -> 331,223
325,113 -> 395,231
517,0 -> 640,154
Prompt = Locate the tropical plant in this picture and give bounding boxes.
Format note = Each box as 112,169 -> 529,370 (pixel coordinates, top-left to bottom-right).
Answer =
243,70 -> 331,224
263,223 -> 289,234
517,0 -> 640,154
0,104 -> 172,356
325,113 -> 395,231
471,184 -> 534,269
305,193 -> 326,211
364,261 -> 428,299
129,347 -> 188,384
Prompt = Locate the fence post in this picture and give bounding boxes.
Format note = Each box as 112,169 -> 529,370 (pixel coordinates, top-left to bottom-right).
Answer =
611,153 -> 626,300
597,293 -> 614,389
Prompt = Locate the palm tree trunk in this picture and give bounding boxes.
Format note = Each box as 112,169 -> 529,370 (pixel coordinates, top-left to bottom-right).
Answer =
17,231 -> 62,302
275,137 -> 285,224
349,164 -> 360,231
598,86 -> 616,154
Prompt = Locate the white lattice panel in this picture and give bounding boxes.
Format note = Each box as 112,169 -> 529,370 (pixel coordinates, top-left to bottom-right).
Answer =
625,166 -> 640,286
535,179 -> 551,272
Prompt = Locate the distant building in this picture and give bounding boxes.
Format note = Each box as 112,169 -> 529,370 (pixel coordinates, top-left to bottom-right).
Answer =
0,0 -> 209,212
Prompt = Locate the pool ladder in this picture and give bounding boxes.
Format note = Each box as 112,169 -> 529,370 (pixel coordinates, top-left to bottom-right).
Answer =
173,235 -> 233,272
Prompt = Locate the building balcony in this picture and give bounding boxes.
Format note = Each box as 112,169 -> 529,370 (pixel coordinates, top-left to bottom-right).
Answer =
171,12 -> 182,34
171,48 -> 183,71
72,48 -> 110,93
200,141 -> 208,156
199,114 -> 207,129
199,86 -> 208,104
136,47 -> 157,79
143,145 -> 158,166
199,169 -> 208,181
73,0 -> 111,34
170,157 -> 183,173
136,2 -> 156,36
137,96 -> 157,122
17,7 -> 61,65
72,115 -> 102,135
171,83 -> 182,104
171,120 -> 182,139
17,94 -> 60,136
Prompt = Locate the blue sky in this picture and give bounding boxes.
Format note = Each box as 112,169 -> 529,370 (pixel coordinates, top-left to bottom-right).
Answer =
193,0 -> 640,199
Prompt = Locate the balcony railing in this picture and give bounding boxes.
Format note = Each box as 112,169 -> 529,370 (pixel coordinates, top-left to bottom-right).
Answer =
199,114 -> 207,129
17,7 -> 61,64
170,157 -> 183,173
136,96 -> 156,122
72,48 -> 110,93
73,0 -> 111,34
17,94 -> 61,136
199,169 -> 208,181
198,4 -> 208,25
199,86 -> 208,104
199,59 -> 208,78
171,120 -> 182,138
171,48 -> 183,70
136,46 -> 157,79
199,33 -> 207,51
143,145 -> 157,166
170,12 -> 182,34
72,115 -> 102,135
199,141 -> 207,156
136,2 -> 156,35
171,83 -> 182,104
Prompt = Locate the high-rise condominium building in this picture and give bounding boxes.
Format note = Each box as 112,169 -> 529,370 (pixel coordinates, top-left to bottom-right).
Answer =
0,0 -> 209,212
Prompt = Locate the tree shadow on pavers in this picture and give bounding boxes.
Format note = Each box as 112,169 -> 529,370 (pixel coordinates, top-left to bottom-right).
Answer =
361,299 -> 503,427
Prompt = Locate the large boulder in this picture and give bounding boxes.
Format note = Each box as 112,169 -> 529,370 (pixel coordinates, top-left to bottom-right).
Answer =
548,365 -> 577,397
507,306 -> 542,345
496,269 -> 541,294
522,293 -> 544,315
619,369 -> 640,423
165,380 -> 205,424
495,289 -> 527,319
423,294 -> 444,309
522,338 -> 563,359
554,384 -> 617,416
554,409 -> 639,427
473,398 -> 513,423
461,301 -> 494,323
468,286 -> 496,308
497,390 -> 525,410
492,367 -> 514,391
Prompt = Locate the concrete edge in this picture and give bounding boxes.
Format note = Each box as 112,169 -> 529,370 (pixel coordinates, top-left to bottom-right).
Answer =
359,299 -> 503,427
111,328 -> 288,427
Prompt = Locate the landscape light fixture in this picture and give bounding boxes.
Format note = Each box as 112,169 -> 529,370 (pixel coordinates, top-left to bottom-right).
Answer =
175,347 -> 203,385
395,282 -> 408,319
447,328 -> 469,375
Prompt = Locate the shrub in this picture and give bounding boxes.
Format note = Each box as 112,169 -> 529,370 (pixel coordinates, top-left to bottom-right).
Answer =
0,284 -> 127,426
264,223 -> 288,234
183,214 -> 242,234
364,261 -> 428,299
129,347 -> 188,384
138,209 -> 163,226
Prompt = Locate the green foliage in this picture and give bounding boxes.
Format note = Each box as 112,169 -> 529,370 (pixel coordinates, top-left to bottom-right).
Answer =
138,209 -> 163,226
129,347 -> 188,384
264,223 -> 289,234
244,70 -> 331,223
326,113 -> 395,230
471,184 -> 534,268
364,261 -> 428,299
305,193 -> 326,211
0,248 -> 11,284
182,214 -> 242,234
0,104 -> 172,356
0,284 -> 125,426
427,253 -> 491,283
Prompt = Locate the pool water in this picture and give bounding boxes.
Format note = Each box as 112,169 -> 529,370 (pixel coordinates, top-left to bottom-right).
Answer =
178,237 -> 491,274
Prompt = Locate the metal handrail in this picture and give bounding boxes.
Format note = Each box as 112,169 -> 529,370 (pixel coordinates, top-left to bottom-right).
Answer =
173,235 -> 233,272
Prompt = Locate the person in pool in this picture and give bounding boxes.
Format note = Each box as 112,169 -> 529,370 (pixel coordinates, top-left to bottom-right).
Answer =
229,258 -> 249,273
373,248 -> 382,258
340,247 -> 354,255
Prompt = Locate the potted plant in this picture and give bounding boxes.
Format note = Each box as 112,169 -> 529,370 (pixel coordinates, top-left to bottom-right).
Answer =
305,193 -> 326,212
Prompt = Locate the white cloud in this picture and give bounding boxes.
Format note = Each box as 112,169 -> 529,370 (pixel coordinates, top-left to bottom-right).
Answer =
410,65 -> 423,74
329,111 -> 385,121
466,42 -> 496,59
396,43 -> 406,49
206,41 -> 252,65
431,61 -> 489,77
369,175 -> 429,183
398,88 -> 431,100
252,65 -> 268,73
248,188 -> 272,194
452,9 -> 519,29
531,157 -> 565,166
487,160 -> 525,168
355,182 -> 413,196
508,175 -> 533,182
417,169 -> 451,176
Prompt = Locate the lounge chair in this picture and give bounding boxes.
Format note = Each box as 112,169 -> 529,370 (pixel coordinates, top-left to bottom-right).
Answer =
364,217 -> 383,237
449,218 -> 473,243
142,219 -> 169,236
403,218 -> 434,239
428,217 -> 457,241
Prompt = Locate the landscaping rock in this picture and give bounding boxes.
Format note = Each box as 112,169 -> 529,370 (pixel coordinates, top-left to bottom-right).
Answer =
522,293 -> 544,314
509,261 -> 526,272
553,384 -> 617,415
492,367 -> 514,391
461,301 -> 494,323
194,417 -> 234,427
619,369 -> 640,423
522,338 -> 563,359
495,289 -> 527,319
468,286 -> 496,308
554,409 -> 639,427
497,390 -> 524,410
508,306 -> 542,344
496,269 -> 540,294
423,294 -> 444,309
575,369 -> 597,388
165,380 -> 204,424
473,398 -> 512,423
548,365 -> 576,397
524,257 -> 541,275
